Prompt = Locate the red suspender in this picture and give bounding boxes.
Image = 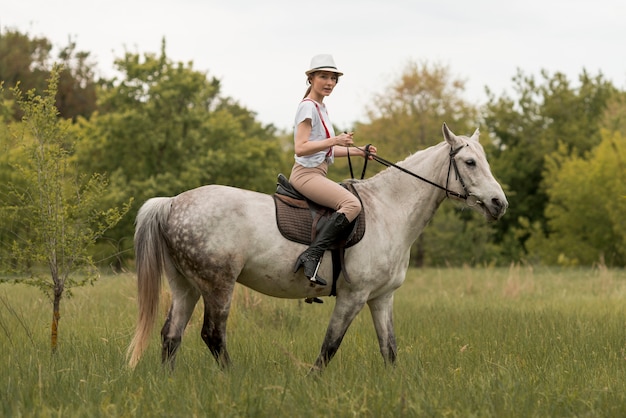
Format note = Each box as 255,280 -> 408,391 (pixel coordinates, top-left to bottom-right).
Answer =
302,99 -> 333,157
302,98 -> 333,157
302,98 -> 331,138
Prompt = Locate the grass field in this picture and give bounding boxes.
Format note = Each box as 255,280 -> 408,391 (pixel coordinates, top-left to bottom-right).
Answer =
1,266 -> 625,417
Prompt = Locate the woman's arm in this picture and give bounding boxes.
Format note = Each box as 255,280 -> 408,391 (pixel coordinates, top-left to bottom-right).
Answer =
334,144 -> 378,159
294,120 -> 355,157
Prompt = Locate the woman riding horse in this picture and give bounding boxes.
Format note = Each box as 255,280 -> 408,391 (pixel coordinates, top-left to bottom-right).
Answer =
290,54 -> 377,286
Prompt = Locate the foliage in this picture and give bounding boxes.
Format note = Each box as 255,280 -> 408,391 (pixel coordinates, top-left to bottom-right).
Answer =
418,203 -> 502,267
0,68 -> 131,350
1,267 -> 625,417
482,69 -> 617,259
0,29 -> 51,93
0,28 -> 98,121
346,61 -> 499,266
602,90 -> 626,133
526,130 -> 626,266
73,40 -> 289,266
3,28 -> 626,268
350,61 -> 478,174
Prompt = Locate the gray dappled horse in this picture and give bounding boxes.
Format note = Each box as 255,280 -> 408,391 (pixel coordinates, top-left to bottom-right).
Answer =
128,123 -> 508,372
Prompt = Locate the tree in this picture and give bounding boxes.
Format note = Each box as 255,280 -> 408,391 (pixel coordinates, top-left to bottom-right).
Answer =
0,28 -> 98,121
419,203 -> 501,266
526,131 -> 626,266
601,90 -> 626,135
0,29 -> 50,95
482,69 -> 616,260
73,40 -> 289,265
349,61 -> 478,174
1,69 -> 131,351
54,39 -> 98,121
348,61 -> 503,266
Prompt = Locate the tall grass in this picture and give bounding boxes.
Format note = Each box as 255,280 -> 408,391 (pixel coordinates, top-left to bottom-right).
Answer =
1,266 -> 625,417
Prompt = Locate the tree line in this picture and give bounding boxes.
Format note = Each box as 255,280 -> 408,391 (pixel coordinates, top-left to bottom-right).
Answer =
2,28 -> 625,269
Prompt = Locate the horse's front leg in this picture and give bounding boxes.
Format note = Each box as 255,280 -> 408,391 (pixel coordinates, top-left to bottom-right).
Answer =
312,293 -> 368,372
367,292 -> 397,365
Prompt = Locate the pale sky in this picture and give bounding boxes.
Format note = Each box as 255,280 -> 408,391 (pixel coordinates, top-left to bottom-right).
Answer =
3,0 -> 626,131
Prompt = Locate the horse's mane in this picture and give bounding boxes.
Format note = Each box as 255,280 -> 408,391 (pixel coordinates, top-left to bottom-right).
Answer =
361,141 -> 450,184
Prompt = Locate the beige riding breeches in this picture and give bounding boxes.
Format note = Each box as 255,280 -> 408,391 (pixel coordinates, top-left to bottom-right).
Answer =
289,162 -> 362,222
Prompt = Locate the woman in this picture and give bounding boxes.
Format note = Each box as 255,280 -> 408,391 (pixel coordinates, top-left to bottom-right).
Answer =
290,54 -> 377,286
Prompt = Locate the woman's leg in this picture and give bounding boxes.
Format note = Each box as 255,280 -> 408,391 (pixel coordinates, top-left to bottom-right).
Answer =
289,163 -> 361,285
290,163 -> 361,221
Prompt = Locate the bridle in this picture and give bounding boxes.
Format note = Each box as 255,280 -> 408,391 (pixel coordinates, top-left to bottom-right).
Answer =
348,143 -> 474,202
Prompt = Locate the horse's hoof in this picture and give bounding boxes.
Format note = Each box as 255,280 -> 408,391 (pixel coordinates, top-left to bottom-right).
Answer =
305,297 -> 324,304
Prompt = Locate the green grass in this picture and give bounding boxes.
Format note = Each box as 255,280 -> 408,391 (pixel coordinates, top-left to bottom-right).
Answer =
1,266 -> 625,417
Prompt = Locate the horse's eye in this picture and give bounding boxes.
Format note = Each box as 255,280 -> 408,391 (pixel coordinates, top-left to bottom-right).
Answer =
466,159 -> 476,167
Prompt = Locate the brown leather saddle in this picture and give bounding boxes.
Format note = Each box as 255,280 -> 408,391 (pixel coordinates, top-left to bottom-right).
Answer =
273,173 -> 366,295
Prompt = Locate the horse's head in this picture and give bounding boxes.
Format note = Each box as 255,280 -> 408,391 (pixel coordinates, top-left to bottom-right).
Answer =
442,123 -> 508,221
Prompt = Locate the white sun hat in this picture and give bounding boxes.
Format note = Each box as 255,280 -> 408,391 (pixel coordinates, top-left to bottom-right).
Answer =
305,54 -> 344,76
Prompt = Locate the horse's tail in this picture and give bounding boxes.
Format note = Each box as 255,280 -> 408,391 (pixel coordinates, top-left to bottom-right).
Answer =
127,197 -> 172,368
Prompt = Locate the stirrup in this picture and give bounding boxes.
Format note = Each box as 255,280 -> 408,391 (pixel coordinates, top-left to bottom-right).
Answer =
305,297 -> 324,304
309,276 -> 327,286
308,259 -> 327,286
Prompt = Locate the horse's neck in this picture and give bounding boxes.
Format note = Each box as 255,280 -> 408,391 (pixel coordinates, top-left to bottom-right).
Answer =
363,142 -> 450,242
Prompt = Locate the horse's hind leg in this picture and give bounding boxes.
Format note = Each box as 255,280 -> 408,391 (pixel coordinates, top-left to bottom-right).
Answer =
368,293 -> 398,365
161,270 -> 200,369
199,279 -> 236,369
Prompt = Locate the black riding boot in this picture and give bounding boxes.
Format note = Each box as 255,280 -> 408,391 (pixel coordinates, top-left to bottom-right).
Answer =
293,212 -> 351,286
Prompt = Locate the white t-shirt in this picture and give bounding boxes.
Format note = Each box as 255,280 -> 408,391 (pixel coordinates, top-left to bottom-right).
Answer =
293,99 -> 335,167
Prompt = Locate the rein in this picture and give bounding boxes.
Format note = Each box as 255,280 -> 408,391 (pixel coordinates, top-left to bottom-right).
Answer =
351,144 -> 470,201
346,144 -> 371,180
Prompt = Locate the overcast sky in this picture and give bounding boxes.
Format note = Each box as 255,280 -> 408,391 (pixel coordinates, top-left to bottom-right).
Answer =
4,0 -> 626,131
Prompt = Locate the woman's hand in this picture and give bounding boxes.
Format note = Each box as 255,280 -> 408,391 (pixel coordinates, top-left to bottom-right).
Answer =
365,145 -> 377,160
334,132 -> 354,147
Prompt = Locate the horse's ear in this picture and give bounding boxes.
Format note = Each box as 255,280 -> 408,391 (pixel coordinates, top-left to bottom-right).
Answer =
470,128 -> 480,142
442,122 -> 452,140
442,122 -> 460,147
